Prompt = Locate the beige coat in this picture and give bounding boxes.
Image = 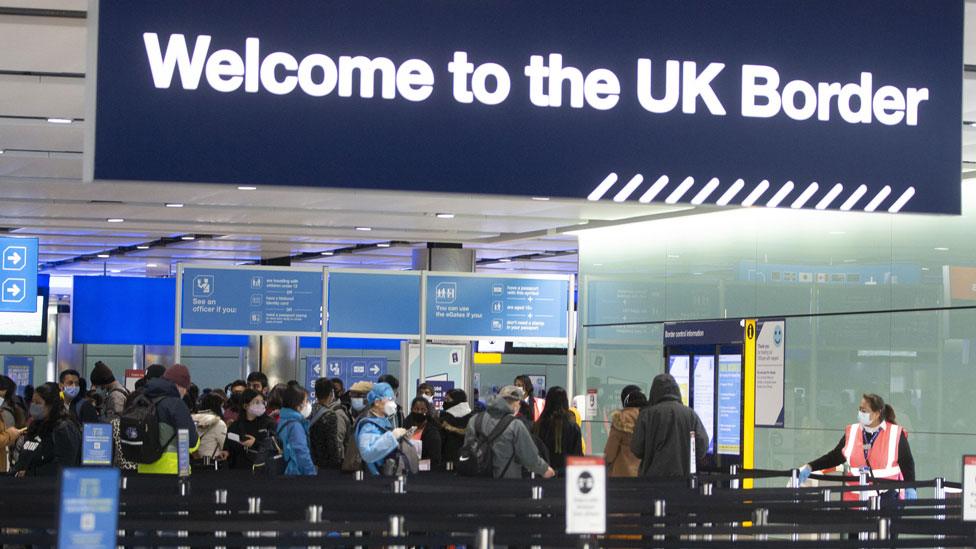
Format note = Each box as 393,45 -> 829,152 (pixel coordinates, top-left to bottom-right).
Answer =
603,407 -> 641,478
0,409 -> 21,473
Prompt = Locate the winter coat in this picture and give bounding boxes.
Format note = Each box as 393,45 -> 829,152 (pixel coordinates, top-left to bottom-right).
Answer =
403,416 -> 442,468
100,383 -> 129,422
355,414 -> 398,476
0,411 -> 20,473
463,395 -> 550,479
191,411 -> 228,460
534,415 -> 583,474
225,413 -> 277,470
277,407 -> 316,476
604,407 -> 641,477
631,374 -> 708,478
13,417 -> 81,476
309,400 -> 351,469
137,378 -> 199,475
440,402 -> 473,464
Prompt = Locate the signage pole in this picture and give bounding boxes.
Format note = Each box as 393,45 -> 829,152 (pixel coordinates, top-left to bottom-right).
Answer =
566,274 -> 576,398
743,319 -> 757,489
174,264 -> 183,363
419,271 -> 428,386
321,268 -> 329,384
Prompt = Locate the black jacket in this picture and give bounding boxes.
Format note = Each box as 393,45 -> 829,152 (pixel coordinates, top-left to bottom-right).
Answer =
403,416 -> 443,468
143,378 -> 199,449
309,400 -> 351,470
630,373 -> 708,478
535,417 -> 583,474
13,418 -> 81,476
439,402 -> 473,463
225,414 -> 278,469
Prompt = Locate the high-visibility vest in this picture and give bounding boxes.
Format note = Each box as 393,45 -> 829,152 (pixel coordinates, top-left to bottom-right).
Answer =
840,422 -> 903,501
529,397 -> 546,422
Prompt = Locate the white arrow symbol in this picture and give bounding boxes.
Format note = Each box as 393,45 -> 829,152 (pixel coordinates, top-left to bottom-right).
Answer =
6,251 -> 21,265
6,284 -> 21,297
369,365 -> 380,375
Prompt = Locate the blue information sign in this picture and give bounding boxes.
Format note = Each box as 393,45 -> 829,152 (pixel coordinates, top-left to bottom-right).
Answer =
57,467 -> 120,549
82,424 -> 113,466
91,1 -> 962,214
3,356 -> 33,397
328,272 -> 420,336
181,267 -> 322,335
177,428 -> 190,477
0,237 -> 38,313
717,355 -> 743,456
306,356 -> 388,397
426,275 -> 569,340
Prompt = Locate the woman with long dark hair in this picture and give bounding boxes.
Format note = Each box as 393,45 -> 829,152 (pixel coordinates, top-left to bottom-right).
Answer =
532,386 -> 582,475
514,375 -> 546,422
12,382 -> 81,477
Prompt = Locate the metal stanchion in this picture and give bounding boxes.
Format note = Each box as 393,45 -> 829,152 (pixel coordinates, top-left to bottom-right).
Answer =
789,468 -> 800,488
820,489 -> 833,542
475,527 -> 495,549
121,476 -> 128,491
701,483 -> 714,542
354,470 -> 365,481
446,461 -> 455,472
388,515 -> 406,549
248,497 -> 262,514
935,477 -> 946,545
393,475 -> 406,494
866,496 -> 881,540
307,504 -> 324,545
729,465 -> 739,542
653,499 -> 666,543
878,518 -> 891,541
752,508 -> 769,542
532,486 -> 544,500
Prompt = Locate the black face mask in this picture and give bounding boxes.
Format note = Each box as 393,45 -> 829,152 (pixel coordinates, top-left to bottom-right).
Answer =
409,412 -> 427,425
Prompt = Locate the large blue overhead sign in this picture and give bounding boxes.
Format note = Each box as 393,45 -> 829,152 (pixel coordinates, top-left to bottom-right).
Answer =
0,237 -> 37,313
426,275 -> 569,340
87,1 -> 962,214
181,267 -> 322,335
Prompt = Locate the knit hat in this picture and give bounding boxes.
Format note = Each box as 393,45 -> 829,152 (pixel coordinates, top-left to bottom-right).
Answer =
145,364 -> 167,379
163,363 -> 191,389
498,385 -> 525,402
90,361 -> 115,386
348,381 -> 373,394
367,382 -> 395,405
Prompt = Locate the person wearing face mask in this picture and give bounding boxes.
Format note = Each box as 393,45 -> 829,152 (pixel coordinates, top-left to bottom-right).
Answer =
0,375 -> 26,473
137,364 -> 200,475
12,382 -> 81,477
355,382 -> 410,476
275,385 -> 317,476
514,375 -> 546,423
191,393 -> 228,462
463,385 -> 556,479
440,389 -> 474,465
345,381 -> 373,419
403,396 -> 442,469
340,381 -> 373,473
58,369 -> 96,423
222,389 -> 277,469
89,361 -> 129,422
798,393 -> 916,505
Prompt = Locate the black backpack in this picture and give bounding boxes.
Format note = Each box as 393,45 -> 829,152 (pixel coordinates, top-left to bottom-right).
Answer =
118,394 -> 173,463
457,413 -> 515,477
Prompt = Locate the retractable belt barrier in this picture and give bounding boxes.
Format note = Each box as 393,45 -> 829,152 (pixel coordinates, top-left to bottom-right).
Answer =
1,468 -> 972,548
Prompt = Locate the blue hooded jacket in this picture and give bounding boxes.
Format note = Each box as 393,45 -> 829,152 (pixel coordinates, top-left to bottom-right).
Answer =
277,407 -> 316,476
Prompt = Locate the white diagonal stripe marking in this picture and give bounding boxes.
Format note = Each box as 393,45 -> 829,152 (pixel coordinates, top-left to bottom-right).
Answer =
613,174 -> 644,202
665,177 -> 695,204
840,185 -> 868,211
691,177 -> 720,205
638,175 -> 670,203
887,187 -> 916,213
815,183 -> 844,210
864,185 -> 892,212
588,172 -> 618,201
716,179 -> 745,206
766,181 -> 795,208
790,182 -> 820,209
741,180 -> 770,207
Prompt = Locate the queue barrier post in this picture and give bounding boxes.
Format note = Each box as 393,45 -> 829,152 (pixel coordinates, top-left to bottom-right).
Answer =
752,508 -> 769,542
730,464 -> 739,490
393,475 -> 406,494
789,468 -> 800,489
532,486 -> 544,500
866,495 -> 881,541
936,476 -> 947,544
820,489 -> 833,542
476,527 -> 495,549
653,499 -> 666,543
354,470 -> 364,481
878,517 -> 891,541
389,515 -> 406,549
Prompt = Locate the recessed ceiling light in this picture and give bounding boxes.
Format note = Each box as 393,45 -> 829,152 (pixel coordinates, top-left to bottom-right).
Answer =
237,186 -> 257,191
435,213 -> 455,219
97,254 -> 110,258
531,197 -> 550,201
47,117 -> 72,124
165,203 -> 184,208
377,243 -> 391,248
320,251 -> 334,256
843,259 -> 857,263
106,218 -> 124,223
692,272 -> 704,276
593,263 -> 604,267
934,247 -> 949,251
109,269 -> 121,274
922,267 -> 930,271
0,149 -> 5,155
146,263 -> 158,268
829,231 -> 845,235
136,245 -> 150,250
498,258 -> 512,263
355,227 -> 372,231
181,235 -> 196,241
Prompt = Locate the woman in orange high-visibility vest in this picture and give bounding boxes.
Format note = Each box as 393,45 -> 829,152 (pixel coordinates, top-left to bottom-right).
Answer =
798,393 -> 916,507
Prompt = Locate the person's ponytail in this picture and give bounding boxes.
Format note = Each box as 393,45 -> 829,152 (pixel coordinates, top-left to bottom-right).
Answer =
883,404 -> 897,425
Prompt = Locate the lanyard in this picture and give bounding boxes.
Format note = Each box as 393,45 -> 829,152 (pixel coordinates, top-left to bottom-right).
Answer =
862,428 -> 882,469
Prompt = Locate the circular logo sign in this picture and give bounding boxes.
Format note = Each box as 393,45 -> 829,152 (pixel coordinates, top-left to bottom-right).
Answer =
773,324 -> 783,346
577,471 -> 595,494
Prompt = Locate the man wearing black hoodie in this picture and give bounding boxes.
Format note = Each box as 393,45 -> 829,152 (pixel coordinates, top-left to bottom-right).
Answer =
630,373 -> 708,478
136,363 -> 199,474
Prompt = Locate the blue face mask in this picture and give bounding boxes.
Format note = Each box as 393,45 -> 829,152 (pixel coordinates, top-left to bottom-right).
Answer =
351,398 -> 366,412
29,403 -> 47,421
63,386 -> 80,400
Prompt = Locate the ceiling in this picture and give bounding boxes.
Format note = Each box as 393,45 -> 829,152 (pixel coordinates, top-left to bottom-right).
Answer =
1,1 -> 974,278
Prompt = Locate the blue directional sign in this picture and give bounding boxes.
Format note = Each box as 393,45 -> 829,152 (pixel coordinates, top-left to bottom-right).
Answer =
82,423 -> 113,466
57,467 -> 120,549
0,237 -> 38,313
306,356 -> 388,397
426,275 -> 569,340
3,356 -> 33,397
328,271 -> 420,336
181,267 -> 322,335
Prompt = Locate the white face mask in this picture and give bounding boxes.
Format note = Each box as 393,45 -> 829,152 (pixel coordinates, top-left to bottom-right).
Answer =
857,410 -> 872,426
247,403 -> 266,417
383,400 -> 398,417
422,394 -> 434,404
351,398 -> 366,411
301,401 -> 313,418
